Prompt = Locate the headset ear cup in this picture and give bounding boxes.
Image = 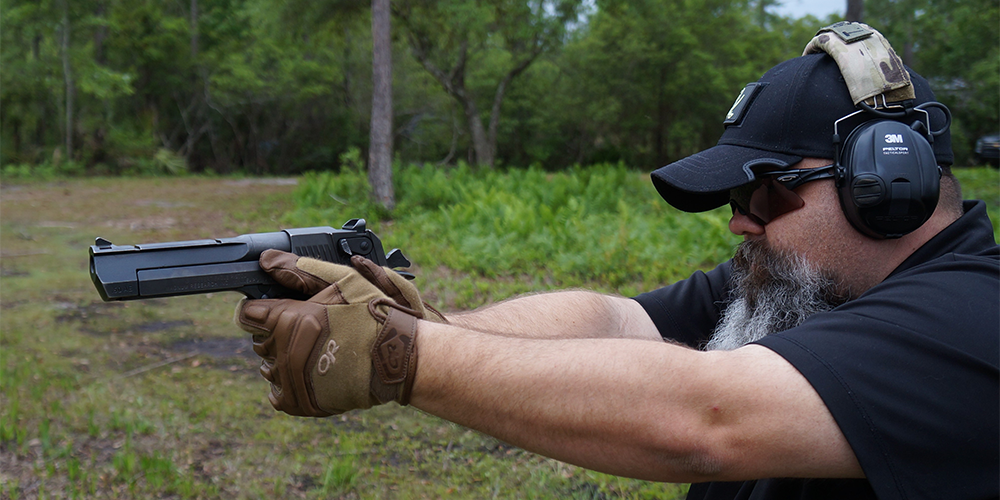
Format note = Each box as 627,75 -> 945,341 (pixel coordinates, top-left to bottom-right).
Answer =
837,120 -> 939,239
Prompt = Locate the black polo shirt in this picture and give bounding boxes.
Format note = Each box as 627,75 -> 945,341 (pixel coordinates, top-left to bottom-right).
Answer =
634,201 -> 999,500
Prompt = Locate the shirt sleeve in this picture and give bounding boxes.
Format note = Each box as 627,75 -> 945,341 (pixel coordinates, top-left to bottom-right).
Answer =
632,261 -> 732,348
755,255 -> 1000,500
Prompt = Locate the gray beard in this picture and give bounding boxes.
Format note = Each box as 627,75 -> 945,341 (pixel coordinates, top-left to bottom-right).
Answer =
706,240 -> 850,351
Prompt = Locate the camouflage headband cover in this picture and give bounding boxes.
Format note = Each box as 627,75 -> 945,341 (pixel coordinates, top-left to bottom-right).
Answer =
802,21 -> 915,106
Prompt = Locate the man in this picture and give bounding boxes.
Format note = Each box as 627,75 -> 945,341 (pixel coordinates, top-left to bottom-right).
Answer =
236,30 -> 999,499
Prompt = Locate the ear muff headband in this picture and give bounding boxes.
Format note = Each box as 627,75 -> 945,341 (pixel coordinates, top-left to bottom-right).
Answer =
832,105 -> 946,239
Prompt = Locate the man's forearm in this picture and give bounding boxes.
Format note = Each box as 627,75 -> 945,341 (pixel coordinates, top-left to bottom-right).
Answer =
409,320 -> 864,483
410,320 -> 703,481
445,290 -> 663,341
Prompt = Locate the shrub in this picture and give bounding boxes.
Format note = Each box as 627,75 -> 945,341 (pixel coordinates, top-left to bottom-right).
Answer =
287,162 -> 738,294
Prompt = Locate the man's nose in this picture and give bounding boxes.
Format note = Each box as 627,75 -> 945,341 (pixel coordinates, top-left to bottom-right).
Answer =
729,208 -> 766,237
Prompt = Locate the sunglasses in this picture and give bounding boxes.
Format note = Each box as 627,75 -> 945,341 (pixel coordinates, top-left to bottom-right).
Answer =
729,164 -> 837,225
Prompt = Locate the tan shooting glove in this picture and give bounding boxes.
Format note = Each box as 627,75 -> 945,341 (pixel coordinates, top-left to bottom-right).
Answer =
235,249 -> 445,417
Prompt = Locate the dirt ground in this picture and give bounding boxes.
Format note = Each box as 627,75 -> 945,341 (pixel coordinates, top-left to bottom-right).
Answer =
1,175 -> 300,348
0,177 -> 298,240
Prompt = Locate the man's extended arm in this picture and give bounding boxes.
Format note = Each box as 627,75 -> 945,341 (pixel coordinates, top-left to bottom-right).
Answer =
234,251 -> 862,482
446,291 -> 664,341
410,320 -> 864,483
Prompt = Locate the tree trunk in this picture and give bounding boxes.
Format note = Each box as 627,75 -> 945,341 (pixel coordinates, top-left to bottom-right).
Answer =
399,28 -> 497,167
846,0 -> 863,22
33,34 -> 45,152
184,0 -> 201,166
190,0 -> 199,60
11,118 -> 21,159
369,0 -> 395,210
94,2 -> 107,65
483,49 -> 540,168
463,98 -> 493,168
655,66 -> 666,165
902,10 -> 915,67
93,2 -> 109,165
61,0 -> 74,162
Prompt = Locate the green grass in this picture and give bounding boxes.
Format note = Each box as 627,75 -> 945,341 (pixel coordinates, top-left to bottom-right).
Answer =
1,167 -> 995,498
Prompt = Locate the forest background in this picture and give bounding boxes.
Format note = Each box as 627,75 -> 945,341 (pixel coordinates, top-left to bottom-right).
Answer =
2,0 -> 998,181
2,1 -> 1000,498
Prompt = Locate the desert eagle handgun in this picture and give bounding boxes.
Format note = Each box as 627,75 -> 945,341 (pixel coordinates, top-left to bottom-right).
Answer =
89,219 -> 410,301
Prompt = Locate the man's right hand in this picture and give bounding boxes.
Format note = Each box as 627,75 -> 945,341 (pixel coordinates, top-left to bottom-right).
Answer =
234,250 -> 443,417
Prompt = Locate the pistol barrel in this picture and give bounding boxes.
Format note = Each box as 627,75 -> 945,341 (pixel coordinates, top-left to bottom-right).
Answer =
89,221 -> 388,301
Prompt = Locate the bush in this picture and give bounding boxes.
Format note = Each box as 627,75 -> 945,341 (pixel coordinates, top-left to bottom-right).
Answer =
287,162 -> 739,294
0,161 -> 85,181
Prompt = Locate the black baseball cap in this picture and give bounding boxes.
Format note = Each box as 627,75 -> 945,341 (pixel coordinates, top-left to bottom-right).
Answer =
651,53 -> 953,213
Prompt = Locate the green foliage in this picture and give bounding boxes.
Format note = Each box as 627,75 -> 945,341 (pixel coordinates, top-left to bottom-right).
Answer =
0,0 -> 995,174
955,167 -> 1000,235
289,162 -> 738,297
498,1 -> 827,169
294,147 -> 393,221
866,0 -> 1000,165
1,161 -> 83,181
392,0 -> 583,166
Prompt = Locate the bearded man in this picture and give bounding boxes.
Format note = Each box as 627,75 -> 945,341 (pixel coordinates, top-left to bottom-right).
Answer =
236,25 -> 998,499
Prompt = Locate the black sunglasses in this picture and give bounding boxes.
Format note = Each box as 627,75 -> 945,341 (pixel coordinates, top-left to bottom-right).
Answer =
730,165 -> 837,225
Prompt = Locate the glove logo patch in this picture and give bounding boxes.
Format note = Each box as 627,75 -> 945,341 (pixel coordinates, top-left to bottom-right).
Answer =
371,306 -> 418,388
317,339 -> 340,375
379,327 -> 408,378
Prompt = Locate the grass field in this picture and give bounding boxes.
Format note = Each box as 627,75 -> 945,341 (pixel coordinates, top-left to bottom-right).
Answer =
0,174 -> 692,499
1,166 -> 996,499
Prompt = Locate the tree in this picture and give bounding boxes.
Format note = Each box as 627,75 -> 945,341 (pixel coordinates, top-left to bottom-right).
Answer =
846,0 -> 864,21
867,0 -> 999,163
547,0 -> 813,168
1,1 -> 61,164
60,0 -> 74,161
369,0 -> 395,209
393,0 -> 580,167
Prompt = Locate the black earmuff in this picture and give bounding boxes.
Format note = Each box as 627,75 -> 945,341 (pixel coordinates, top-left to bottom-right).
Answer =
833,104 -> 947,239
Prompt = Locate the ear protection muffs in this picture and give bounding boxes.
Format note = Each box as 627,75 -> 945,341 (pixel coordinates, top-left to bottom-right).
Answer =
832,102 -> 950,239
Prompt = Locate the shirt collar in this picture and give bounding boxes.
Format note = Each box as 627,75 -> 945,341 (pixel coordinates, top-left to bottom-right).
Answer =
889,200 -> 999,279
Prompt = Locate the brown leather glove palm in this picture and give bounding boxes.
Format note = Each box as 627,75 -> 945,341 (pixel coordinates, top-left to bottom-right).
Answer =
235,249 -> 445,417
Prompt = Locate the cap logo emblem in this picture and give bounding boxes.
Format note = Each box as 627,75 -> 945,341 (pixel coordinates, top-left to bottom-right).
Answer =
723,82 -> 766,126
726,88 -> 748,120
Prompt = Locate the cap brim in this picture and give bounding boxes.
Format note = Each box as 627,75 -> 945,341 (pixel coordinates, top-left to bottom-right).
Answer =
650,145 -> 803,212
